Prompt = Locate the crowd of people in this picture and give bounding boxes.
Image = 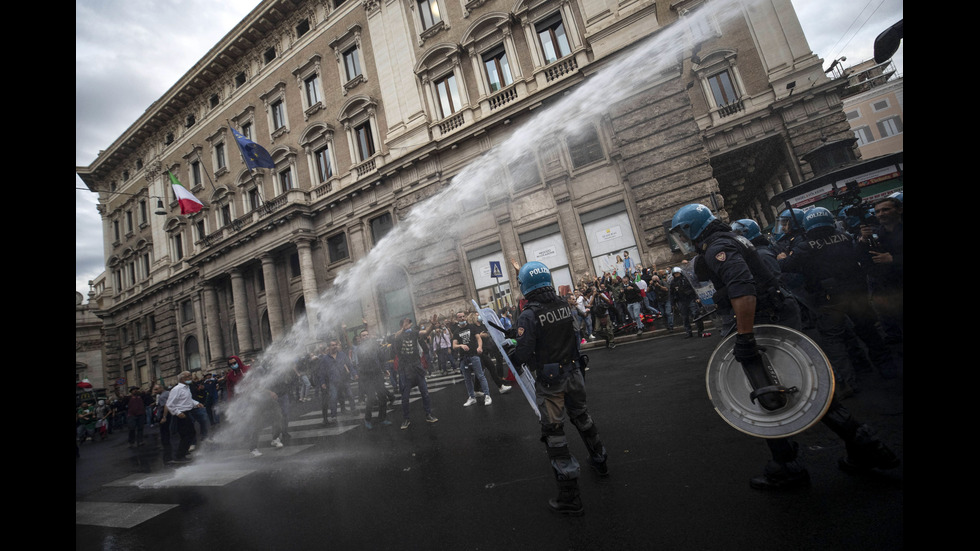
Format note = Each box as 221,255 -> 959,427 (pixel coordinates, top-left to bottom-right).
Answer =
76,192 -> 902,512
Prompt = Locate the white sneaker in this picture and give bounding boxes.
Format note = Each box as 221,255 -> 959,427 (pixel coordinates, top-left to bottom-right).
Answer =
271,437 -> 283,449
500,385 -> 512,394
484,395 -> 493,406
463,397 -> 477,407
250,449 -> 262,458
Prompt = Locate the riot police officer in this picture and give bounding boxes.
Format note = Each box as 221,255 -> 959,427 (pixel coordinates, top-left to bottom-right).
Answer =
670,203 -> 898,490
505,261 -> 608,515
778,207 -> 899,381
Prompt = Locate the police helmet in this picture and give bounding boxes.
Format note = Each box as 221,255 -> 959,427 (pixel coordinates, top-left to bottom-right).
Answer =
802,207 -> 836,232
730,219 -> 761,241
670,204 -> 716,253
672,267 -> 683,275
518,261 -> 554,296
772,208 -> 805,241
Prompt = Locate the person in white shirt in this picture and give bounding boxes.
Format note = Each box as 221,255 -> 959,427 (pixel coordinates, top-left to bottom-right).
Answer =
166,371 -> 203,463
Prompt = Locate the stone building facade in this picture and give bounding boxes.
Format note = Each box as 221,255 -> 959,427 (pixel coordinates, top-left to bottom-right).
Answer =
77,0 -> 850,386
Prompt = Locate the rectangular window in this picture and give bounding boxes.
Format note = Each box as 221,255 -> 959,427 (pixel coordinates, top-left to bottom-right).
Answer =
877,116 -> 903,138
290,253 -> 301,278
271,100 -> 286,130
191,161 -> 202,187
113,220 -> 120,242
196,220 -> 206,240
434,73 -> 462,118
249,188 -> 262,210
327,233 -> 350,263
708,71 -> 738,106
509,153 -> 540,190
315,146 -> 332,182
567,125 -> 605,169
370,212 -> 393,244
872,99 -> 890,112
354,122 -> 375,161
483,46 -> 513,93
241,122 -> 252,140
142,253 -> 150,278
853,126 -> 874,146
126,211 -> 133,233
305,75 -> 321,106
343,47 -> 362,81
296,19 -> 310,38
845,109 -> 860,121
418,0 -> 442,30
279,168 -> 293,191
181,300 -> 194,323
536,14 -> 570,64
216,143 -> 226,169
138,200 -> 147,225
173,234 -> 184,260
221,204 -> 232,226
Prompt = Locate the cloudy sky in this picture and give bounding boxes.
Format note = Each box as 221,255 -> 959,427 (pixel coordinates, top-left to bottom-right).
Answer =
75,0 -> 903,302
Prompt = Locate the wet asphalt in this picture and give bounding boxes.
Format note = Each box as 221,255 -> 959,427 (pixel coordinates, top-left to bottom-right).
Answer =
76,328 -> 903,551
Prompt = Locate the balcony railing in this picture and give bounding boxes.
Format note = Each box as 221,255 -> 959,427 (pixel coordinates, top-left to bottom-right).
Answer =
488,85 -> 518,111
544,56 -> 578,82
717,99 -> 744,118
437,112 -> 465,135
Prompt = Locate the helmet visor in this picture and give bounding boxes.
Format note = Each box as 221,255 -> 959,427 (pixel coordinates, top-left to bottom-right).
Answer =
669,225 -> 697,255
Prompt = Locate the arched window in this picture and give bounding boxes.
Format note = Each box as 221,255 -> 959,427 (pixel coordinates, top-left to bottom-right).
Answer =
184,335 -> 202,372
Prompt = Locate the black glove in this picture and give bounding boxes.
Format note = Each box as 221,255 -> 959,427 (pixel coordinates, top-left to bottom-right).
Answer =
733,333 -> 761,363
734,333 -> 787,411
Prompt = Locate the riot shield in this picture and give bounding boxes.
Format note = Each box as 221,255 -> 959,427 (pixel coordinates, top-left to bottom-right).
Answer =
472,300 -> 541,420
706,325 -> 835,438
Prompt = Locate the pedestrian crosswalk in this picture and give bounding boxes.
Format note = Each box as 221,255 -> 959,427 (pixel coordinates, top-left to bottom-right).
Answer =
76,372 -> 465,529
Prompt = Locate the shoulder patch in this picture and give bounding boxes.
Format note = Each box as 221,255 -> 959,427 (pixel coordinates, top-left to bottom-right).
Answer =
517,327 -> 525,337
715,251 -> 727,262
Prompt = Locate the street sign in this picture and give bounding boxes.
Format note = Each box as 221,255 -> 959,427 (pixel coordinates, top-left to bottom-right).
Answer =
490,260 -> 502,279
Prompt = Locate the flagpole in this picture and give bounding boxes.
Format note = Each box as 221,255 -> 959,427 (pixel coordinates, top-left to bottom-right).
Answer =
227,120 -> 275,215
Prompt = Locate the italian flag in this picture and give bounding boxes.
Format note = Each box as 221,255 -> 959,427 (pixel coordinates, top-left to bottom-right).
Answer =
168,171 -> 204,215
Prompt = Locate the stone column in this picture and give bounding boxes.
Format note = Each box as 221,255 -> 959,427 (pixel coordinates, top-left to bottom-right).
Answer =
261,253 -> 286,341
202,282 -> 224,369
553,194 -> 590,281
490,199 -> 523,286
296,238 -> 320,334
229,268 -> 254,355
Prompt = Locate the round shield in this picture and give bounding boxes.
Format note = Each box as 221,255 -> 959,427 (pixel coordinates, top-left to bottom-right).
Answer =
706,325 -> 835,439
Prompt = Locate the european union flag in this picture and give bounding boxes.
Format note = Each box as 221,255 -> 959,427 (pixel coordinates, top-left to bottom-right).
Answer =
230,126 -> 276,169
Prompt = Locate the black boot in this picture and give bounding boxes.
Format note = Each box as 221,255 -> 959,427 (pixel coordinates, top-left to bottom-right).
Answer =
549,480 -> 584,516
839,424 -> 900,473
750,459 -> 810,491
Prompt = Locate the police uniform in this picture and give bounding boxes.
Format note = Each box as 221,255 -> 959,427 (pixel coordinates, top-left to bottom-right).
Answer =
510,263 -> 608,515
677,210 -> 898,489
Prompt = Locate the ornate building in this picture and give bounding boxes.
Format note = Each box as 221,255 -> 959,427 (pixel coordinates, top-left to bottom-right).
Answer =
77,0 -> 851,387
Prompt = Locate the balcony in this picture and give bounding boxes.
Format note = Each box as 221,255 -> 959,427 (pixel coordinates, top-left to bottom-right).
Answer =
543,56 -> 578,83
488,85 -> 518,111
717,99 -> 744,118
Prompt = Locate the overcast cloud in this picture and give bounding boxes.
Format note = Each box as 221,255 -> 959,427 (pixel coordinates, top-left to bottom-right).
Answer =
75,0 -> 903,302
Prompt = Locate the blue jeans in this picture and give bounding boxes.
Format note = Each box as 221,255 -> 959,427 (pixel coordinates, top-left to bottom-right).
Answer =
399,366 -> 433,418
189,406 -> 209,441
460,355 -> 490,398
627,302 -> 644,330
434,348 -> 457,372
